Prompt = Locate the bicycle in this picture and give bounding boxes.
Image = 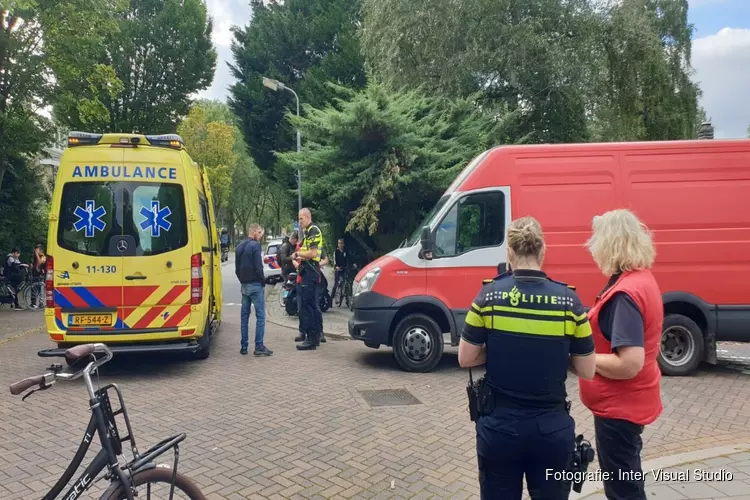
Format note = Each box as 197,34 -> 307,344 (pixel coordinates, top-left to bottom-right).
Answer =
333,264 -> 357,308
9,343 -> 206,499
20,274 -> 45,310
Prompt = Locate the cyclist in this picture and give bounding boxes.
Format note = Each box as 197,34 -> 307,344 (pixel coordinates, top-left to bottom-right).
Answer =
4,247 -> 27,310
331,238 -> 349,306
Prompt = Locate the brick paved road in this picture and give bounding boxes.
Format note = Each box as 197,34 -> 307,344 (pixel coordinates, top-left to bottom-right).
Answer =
2,259 -> 750,499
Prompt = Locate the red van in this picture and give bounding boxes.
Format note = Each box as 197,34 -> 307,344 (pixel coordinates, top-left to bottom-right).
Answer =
348,139 -> 750,374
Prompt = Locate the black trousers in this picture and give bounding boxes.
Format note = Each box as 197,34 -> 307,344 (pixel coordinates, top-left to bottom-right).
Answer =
477,407 -> 574,499
299,270 -> 321,343
594,416 -> 646,500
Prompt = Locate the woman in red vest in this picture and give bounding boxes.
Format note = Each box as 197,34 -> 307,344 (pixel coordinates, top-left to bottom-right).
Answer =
579,209 -> 663,500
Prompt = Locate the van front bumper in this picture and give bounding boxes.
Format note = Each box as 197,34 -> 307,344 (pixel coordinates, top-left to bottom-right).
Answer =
38,340 -> 202,358
348,291 -> 397,346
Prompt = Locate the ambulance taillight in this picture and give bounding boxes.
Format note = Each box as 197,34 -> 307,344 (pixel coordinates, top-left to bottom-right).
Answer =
191,254 -> 203,304
45,256 -> 55,308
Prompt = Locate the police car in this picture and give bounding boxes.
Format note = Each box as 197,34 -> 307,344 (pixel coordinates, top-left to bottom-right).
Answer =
40,132 -> 223,360
263,238 -> 284,284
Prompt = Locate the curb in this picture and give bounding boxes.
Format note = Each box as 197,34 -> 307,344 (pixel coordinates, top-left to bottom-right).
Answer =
572,443 -> 750,498
265,285 -> 351,341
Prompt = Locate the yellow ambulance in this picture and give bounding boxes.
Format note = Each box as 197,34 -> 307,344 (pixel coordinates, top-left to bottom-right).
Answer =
39,132 -> 222,360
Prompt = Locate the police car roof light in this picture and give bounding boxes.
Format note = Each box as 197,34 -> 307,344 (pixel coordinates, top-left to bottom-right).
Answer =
145,134 -> 184,150
68,131 -> 103,147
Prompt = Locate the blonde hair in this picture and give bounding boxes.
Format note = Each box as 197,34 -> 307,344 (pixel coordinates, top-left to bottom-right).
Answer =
586,209 -> 655,276
507,216 -> 545,261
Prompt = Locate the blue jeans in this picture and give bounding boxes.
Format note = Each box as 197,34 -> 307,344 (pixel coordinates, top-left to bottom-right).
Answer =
240,282 -> 266,349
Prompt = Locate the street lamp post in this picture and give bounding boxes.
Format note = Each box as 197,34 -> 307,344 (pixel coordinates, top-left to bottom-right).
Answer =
262,77 -> 302,216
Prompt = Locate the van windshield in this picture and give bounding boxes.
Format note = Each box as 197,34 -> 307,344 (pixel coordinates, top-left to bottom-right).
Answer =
57,181 -> 188,257
403,194 -> 451,247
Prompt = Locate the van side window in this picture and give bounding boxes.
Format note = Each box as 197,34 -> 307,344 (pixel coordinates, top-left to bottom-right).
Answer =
434,191 -> 505,257
198,196 -> 211,248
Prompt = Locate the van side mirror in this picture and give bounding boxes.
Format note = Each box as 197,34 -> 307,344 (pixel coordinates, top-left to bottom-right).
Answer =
419,226 -> 433,260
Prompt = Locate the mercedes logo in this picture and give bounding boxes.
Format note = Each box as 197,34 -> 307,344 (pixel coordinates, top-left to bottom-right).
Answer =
117,240 -> 129,252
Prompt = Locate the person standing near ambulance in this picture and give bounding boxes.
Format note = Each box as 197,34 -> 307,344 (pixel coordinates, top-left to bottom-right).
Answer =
458,216 -> 596,499
292,208 -> 324,351
579,209 -> 663,500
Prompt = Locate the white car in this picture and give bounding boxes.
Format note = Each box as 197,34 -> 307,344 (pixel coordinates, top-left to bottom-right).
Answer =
263,238 -> 284,284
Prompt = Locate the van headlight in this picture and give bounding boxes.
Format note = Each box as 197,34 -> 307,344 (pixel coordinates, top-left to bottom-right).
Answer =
353,267 -> 381,296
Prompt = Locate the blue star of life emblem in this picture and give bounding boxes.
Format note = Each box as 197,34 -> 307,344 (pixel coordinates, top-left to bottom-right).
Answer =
73,200 -> 107,238
139,201 -> 172,237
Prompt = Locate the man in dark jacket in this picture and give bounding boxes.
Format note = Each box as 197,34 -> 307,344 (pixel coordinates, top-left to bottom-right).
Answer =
235,224 -> 272,356
278,232 -> 298,281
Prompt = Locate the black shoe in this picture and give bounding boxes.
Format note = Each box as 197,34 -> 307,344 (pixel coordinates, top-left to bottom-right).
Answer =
295,335 -> 305,342
320,336 -> 326,343
296,340 -> 317,350
254,345 -> 273,356
240,348 -> 248,355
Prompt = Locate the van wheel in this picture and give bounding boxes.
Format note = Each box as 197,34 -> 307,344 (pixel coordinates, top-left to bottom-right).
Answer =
392,314 -> 443,373
658,314 -> 704,376
192,318 -> 212,360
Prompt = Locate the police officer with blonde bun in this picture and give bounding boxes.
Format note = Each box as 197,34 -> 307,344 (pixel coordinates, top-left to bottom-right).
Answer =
459,216 -> 597,499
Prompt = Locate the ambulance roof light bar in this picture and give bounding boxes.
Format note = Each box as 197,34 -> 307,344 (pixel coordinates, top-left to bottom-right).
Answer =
145,134 -> 184,150
67,131 -> 103,147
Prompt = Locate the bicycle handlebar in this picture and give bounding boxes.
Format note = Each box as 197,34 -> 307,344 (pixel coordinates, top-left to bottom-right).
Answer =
9,343 -> 113,397
9,375 -> 46,395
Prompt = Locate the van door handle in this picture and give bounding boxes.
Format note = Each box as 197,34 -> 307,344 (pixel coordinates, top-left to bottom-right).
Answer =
125,275 -> 147,280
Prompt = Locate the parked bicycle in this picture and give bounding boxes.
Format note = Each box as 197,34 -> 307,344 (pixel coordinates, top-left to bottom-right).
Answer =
21,273 -> 45,310
0,276 -> 16,309
9,343 -> 206,499
333,264 -> 357,308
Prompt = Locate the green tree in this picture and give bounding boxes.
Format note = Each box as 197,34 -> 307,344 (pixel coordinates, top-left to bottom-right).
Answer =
361,0 -> 597,144
278,83 -> 520,257
0,155 -> 50,256
591,0 -> 699,141
229,0 -> 366,182
0,3 -> 54,191
48,0 -> 216,134
362,0 -> 699,143
177,104 -> 237,224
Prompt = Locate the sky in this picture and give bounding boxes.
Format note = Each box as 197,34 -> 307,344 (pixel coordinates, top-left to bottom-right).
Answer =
200,0 -> 750,139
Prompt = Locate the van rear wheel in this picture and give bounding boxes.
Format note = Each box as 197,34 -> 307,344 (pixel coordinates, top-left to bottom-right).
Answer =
392,313 -> 443,373
192,317 -> 212,360
658,314 -> 704,376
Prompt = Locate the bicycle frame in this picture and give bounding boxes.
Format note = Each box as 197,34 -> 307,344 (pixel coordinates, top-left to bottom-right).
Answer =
41,377 -> 187,500
43,384 -> 135,500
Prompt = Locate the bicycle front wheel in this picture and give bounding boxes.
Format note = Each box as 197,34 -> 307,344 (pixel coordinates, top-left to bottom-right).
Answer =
102,467 -> 206,500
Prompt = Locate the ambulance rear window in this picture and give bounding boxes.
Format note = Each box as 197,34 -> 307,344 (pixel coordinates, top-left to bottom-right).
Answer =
57,182 -> 187,257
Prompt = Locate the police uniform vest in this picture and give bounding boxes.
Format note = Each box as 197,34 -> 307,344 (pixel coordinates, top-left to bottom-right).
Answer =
300,224 -> 323,264
463,269 -> 593,411
579,269 -> 663,425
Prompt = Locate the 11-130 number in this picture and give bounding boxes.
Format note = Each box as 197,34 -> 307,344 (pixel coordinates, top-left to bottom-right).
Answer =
86,265 -> 116,274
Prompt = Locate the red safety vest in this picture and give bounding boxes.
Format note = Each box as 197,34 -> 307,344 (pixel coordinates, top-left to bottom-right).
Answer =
578,270 -> 663,426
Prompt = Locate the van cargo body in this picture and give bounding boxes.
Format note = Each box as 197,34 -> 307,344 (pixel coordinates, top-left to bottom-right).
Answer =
349,139 -> 750,374
40,132 -> 222,360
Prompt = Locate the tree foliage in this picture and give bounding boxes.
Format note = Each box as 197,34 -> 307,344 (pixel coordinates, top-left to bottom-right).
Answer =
178,104 -> 237,224
48,0 -> 216,134
229,0 -> 366,183
362,0 -> 699,143
0,3 -> 55,191
177,99 -> 293,237
278,83 -> 520,256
